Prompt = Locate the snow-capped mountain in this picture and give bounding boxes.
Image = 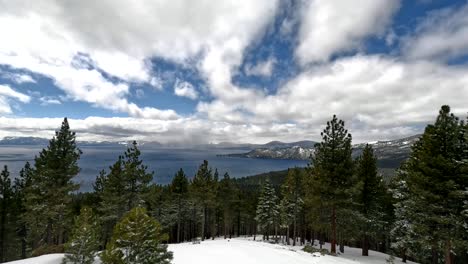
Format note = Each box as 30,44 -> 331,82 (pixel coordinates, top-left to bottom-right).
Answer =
222,135 -> 421,166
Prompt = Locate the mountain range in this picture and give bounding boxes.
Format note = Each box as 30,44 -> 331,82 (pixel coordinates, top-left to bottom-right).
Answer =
220,135 -> 421,169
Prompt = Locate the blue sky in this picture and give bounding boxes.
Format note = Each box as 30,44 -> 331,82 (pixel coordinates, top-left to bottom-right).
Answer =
1,0 -> 468,144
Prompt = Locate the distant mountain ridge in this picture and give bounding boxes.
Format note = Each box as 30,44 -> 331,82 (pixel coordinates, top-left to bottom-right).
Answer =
221,135 -> 421,170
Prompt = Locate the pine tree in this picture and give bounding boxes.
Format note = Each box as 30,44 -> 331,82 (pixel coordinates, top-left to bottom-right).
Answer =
97,156 -> 127,246
122,141 -> 153,211
101,207 -> 172,264
0,165 -> 12,262
404,105 -> 467,264
218,172 -> 238,239
190,160 -> 216,240
23,118 -> 82,250
280,168 -> 304,246
62,207 -> 99,264
308,115 -> 353,254
356,144 -> 387,256
389,166 -> 418,263
13,162 -> 34,259
170,168 -> 189,243
255,179 -> 279,241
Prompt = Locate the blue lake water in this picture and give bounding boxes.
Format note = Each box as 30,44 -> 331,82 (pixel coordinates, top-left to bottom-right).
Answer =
0,145 -> 308,191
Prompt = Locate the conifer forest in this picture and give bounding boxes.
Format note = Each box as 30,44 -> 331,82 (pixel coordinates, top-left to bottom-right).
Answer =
0,105 -> 467,264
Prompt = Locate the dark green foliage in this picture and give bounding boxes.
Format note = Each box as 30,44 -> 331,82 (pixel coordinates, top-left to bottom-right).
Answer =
307,115 -> 354,254
96,142 -> 153,247
0,165 -> 12,262
356,144 -> 389,256
122,141 -> 153,210
169,169 -> 189,243
23,117 -> 82,249
280,168 -> 304,246
256,179 -> 279,240
397,105 -> 468,263
218,172 -> 239,239
101,207 -> 172,264
190,160 -> 217,240
63,207 -> 99,264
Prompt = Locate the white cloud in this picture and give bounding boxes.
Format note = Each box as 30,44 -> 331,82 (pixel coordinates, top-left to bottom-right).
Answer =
174,80 -> 198,100
245,57 -> 276,77
39,96 -> 61,106
0,0 -> 278,120
0,84 -> 31,114
135,89 -> 145,99
150,76 -> 164,91
1,72 -> 36,84
402,4 -> 468,61
296,0 -> 400,64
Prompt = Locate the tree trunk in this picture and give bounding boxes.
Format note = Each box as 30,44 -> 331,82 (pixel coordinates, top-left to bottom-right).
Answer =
445,240 -> 452,264
362,234 -> 369,256
0,198 -> 5,263
293,215 -> 297,246
331,205 -> 337,254
402,250 -> 407,263
286,226 -> 290,245
339,233 -> 344,253
201,206 -> 206,241
431,246 -> 438,264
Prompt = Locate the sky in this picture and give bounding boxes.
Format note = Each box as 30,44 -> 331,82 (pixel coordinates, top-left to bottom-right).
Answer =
1,0 -> 468,144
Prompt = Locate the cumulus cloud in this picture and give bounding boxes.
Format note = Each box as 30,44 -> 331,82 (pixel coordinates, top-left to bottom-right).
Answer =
296,0 -> 400,64
402,3 -> 468,61
245,57 -> 276,77
174,80 -> 198,100
0,0 -> 278,120
39,96 -> 61,106
1,72 -> 36,84
1,0 -> 467,145
0,84 -> 31,114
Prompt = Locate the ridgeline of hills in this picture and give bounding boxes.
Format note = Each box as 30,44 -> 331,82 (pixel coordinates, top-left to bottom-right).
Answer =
221,135 -> 419,162
0,135 -> 420,174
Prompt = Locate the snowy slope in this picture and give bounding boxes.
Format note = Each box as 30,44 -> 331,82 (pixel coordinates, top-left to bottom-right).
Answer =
4,237 -> 416,264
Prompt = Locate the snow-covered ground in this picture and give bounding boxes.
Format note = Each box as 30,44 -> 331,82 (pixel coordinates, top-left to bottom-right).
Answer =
4,237 -> 417,264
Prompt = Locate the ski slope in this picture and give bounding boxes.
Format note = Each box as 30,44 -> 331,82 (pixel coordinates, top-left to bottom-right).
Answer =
5,237 -> 416,264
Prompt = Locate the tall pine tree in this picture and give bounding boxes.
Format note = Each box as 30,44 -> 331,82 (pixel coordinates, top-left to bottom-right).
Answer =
280,168 -> 304,246
308,115 -> 353,254
23,118 -> 81,251
0,165 -> 12,262
356,144 -> 387,256
170,168 -> 189,243
403,105 -> 467,264
255,179 -> 279,241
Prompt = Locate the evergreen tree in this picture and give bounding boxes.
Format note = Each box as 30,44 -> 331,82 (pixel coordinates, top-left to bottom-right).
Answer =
170,168 -> 189,243
356,144 -> 388,256
255,179 -> 279,241
280,168 -> 304,246
97,156 -> 127,246
389,166 -> 418,263
218,172 -> 238,239
190,160 -> 216,240
308,115 -> 353,254
23,118 -> 82,250
0,165 -> 12,262
62,207 -> 99,264
101,207 -> 172,264
404,105 -> 467,264
13,162 -> 34,259
122,141 -> 153,211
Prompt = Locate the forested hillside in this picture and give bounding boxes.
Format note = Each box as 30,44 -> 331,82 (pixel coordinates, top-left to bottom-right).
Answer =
0,105 -> 467,264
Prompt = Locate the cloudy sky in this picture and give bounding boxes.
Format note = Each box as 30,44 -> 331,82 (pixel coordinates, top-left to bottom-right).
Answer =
1,0 -> 468,144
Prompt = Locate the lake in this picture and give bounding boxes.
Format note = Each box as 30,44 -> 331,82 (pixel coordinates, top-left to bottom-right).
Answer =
0,145 -> 308,191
